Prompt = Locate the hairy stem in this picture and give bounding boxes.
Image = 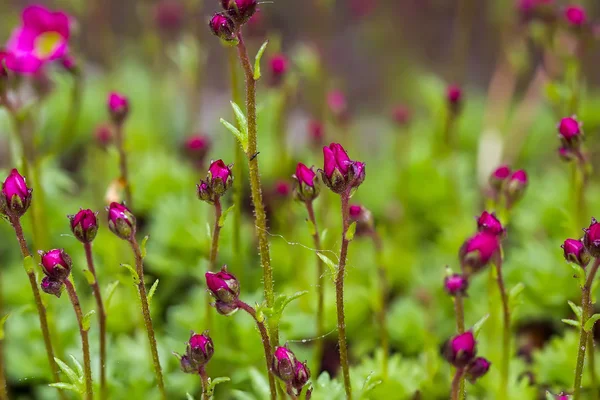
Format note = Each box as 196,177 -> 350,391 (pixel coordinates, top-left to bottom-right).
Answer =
454,293 -> 466,399
574,259 -> 600,400
84,242 -> 107,399
0,268 -> 6,400
114,121 -> 132,206
199,367 -> 209,400
64,279 -> 93,400
336,190 -> 352,398
9,216 -> 65,398
372,232 -> 389,380
235,31 -> 276,345
495,258 -> 510,400
451,367 -> 465,400
305,200 -> 325,372
235,300 -> 277,400
209,198 -> 223,271
130,237 -> 166,399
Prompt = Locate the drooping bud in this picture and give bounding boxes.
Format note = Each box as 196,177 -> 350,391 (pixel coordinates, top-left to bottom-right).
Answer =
39,249 -> 72,282
476,211 -> 505,237
0,169 -> 32,217
504,169 -> 528,205
186,331 -> 214,368
583,218 -> 600,258
489,165 -> 511,191
562,238 -> 590,268
293,163 -> 319,202
444,274 -> 469,296
205,266 -> 240,307
348,204 -> 375,237
465,357 -> 491,383
197,159 -> 234,204
41,276 -> 64,298
69,209 -> 99,243
107,92 -> 129,124
444,331 -> 477,368
269,54 -> 288,85
459,232 -> 500,275
320,143 -> 365,194
221,0 -> 258,25
292,360 -> 311,392
564,5 -> 586,27
272,345 -> 297,382
447,84 -> 462,114
209,13 -> 237,44
106,202 -> 136,240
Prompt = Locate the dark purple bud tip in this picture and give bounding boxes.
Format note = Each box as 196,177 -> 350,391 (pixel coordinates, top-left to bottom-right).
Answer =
583,218 -> 600,258
294,163 -> 319,202
205,266 -> 240,305
1,168 -> 33,217
106,202 -> 136,240
39,249 -> 72,281
444,274 -> 469,296
476,211 -> 505,237
564,5 -> 586,27
221,0 -> 258,25
292,360 -> 311,391
209,13 -> 237,44
459,232 -> 500,275
465,357 -> 491,383
107,92 -> 129,124
186,331 -> 214,368
321,143 -> 365,194
489,165 -> 511,190
562,238 -> 590,268
69,209 -> 99,243
178,354 -> 197,374
444,331 -> 477,368
272,345 -> 297,382
41,277 -> 64,298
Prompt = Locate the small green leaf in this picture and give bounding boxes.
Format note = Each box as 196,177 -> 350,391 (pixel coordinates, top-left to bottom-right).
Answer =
0,314 -> 10,340
509,282 -> 525,308
320,229 -> 328,243
571,264 -> 586,288
306,218 -> 316,236
148,279 -> 159,305
220,118 -> 248,152
584,314 -> 600,332
140,235 -> 150,259
345,222 -> 357,241
54,357 -> 79,384
82,269 -> 96,285
317,253 -> 337,275
121,264 -> 140,284
472,314 -> 490,337
568,300 -> 583,321
219,205 -> 236,228
253,40 -> 269,80
562,319 -> 580,328
207,376 -> 231,396
69,355 -> 84,378
105,281 -> 119,308
231,101 -> 248,136
360,372 -> 382,395
82,310 -> 96,331
49,383 -> 79,392
23,255 -> 34,273
206,222 -> 212,240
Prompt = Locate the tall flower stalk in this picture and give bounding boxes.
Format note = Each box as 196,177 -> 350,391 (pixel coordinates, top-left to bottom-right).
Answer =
107,202 -> 166,399
319,143 -> 366,398
108,92 -> 133,206
69,209 -> 107,398
1,170 -> 65,397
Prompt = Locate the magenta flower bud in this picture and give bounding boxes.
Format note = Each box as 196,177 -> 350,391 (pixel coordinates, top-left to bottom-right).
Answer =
555,393 -> 571,400
476,211 -> 505,236
558,116 -> 583,145
106,202 -> 136,240
39,249 -> 72,282
269,54 -> 288,85
274,181 -> 291,198
348,204 -> 375,236
444,331 -> 477,368
1,168 -> 32,217
564,5 -> 586,27
154,0 -> 185,37
184,135 -> 211,167
294,163 -> 319,202
447,85 -> 462,113
69,209 -> 99,243
94,123 -> 113,149
327,90 -> 348,122
197,160 -> 234,203
308,120 -> 324,147
465,357 -> 491,383
221,0 -> 258,24
489,165 -> 511,190
504,169 -> 528,204
41,277 -> 64,298
186,331 -> 214,368
205,266 -> 240,305
320,143 -> 366,194
392,105 -> 411,126
107,92 -> 129,124
292,360 -> 311,392
562,238 -> 590,268
444,274 -> 469,296
583,218 -> 600,257
459,232 -> 500,275
209,13 -> 237,43
272,345 -> 297,382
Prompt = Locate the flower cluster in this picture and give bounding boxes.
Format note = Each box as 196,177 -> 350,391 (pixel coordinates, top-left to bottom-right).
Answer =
177,331 -> 214,374
272,345 -> 311,396
205,266 -> 240,315
209,0 -> 258,43
320,143 -> 365,194
197,160 -> 234,204
38,249 -> 73,298
488,165 -> 528,207
444,331 -> 491,383
0,169 -> 32,218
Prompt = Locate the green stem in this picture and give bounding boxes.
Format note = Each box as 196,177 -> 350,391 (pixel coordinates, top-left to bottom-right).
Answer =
336,189 -> 352,399
64,279 -> 93,400
0,268 -> 6,400
9,216 -> 65,399
495,258 -> 510,400
454,294 -> 466,400
305,200 -> 325,373
57,71 -> 83,152
574,259 -> 600,400
372,232 -> 389,380
114,120 -> 132,206
206,198 -> 223,329
589,334 -> 597,399
130,237 -> 166,399
235,300 -> 277,400
84,242 -> 107,399
451,367 -> 465,400
235,31 -> 276,344
199,367 -> 209,400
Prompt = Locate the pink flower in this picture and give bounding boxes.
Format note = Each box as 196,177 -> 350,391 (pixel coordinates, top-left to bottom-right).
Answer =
444,331 -> 477,367
476,211 -> 505,236
505,169 -> 528,204
327,90 -> 348,118
208,159 -> 231,183
489,165 -> 511,189
558,117 -> 581,140
272,346 -> 297,382
205,266 -> 240,306
321,143 -> 365,193
269,54 -> 288,83
1,168 -> 32,217
3,51 -> 44,75
184,135 -> 211,167
294,163 -> 319,202
459,232 -> 500,274
444,274 -> 469,296
291,360 -> 311,393
107,92 -> 129,123
562,238 -> 590,268
69,209 -> 99,243
106,202 -> 136,240
220,0 -> 257,24
198,160 -> 234,203
7,5 -> 71,70
208,13 -> 236,43
447,84 -> 463,110
584,218 -> 600,257
39,249 -> 72,281
564,5 -> 587,27
275,180 -> 291,198
187,331 -> 214,367
154,0 -> 185,36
